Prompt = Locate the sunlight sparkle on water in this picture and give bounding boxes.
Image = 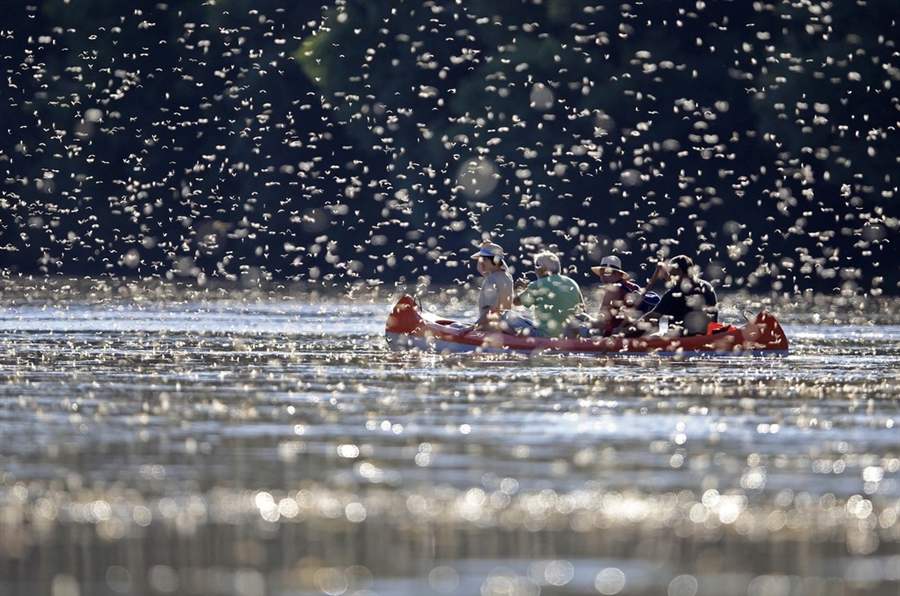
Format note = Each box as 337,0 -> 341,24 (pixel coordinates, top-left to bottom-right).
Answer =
1,287 -> 898,595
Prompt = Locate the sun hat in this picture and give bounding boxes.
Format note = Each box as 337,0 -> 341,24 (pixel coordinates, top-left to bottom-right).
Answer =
590,255 -> 629,278
472,242 -> 507,267
472,242 -> 504,259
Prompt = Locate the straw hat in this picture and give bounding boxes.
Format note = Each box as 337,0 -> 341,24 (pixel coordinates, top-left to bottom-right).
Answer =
590,255 -> 629,278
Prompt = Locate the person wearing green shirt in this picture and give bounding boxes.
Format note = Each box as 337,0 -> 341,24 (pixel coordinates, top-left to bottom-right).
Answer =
514,251 -> 586,338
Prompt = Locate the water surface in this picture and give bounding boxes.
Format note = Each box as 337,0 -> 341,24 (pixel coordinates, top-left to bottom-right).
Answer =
1,283 -> 898,595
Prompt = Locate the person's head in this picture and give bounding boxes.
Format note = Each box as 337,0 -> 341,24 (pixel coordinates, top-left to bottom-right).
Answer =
591,255 -> 629,282
472,242 -> 507,275
533,251 -> 561,277
667,255 -> 695,279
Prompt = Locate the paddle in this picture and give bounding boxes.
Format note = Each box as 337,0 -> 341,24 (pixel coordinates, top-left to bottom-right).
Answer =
630,262 -> 666,311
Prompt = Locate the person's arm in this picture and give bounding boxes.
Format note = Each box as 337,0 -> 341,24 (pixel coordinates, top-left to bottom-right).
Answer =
513,282 -> 532,308
613,288 -> 669,335
609,308 -> 660,336
468,277 -> 499,331
471,307 -> 493,330
630,263 -> 666,310
636,309 -> 663,325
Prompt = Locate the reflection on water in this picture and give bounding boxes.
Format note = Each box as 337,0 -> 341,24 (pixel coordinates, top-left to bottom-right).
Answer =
1,282 -> 898,595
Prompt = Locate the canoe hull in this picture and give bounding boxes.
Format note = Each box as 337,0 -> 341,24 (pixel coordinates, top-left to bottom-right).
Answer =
385,295 -> 789,357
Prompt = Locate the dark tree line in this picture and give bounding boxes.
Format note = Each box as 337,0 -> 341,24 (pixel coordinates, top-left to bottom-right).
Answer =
2,0 -> 897,294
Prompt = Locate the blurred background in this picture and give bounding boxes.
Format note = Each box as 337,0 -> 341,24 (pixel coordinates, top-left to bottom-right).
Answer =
2,0 -> 897,294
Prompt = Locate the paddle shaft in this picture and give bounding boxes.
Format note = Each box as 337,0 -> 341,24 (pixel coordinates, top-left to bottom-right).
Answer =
631,264 -> 664,310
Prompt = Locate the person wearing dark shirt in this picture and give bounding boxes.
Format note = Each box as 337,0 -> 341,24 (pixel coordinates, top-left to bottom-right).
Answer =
621,255 -> 718,336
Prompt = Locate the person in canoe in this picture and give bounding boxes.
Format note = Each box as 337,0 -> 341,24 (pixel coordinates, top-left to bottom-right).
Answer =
618,254 -> 718,337
466,241 -> 514,332
513,251 -> 586,338
570,255 -> 661,337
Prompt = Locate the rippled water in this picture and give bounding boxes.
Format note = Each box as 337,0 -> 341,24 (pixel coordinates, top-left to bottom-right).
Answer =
1,282 -> 898,596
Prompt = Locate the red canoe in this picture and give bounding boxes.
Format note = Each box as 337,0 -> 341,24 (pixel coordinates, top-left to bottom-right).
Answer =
385,295 -> 789,357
